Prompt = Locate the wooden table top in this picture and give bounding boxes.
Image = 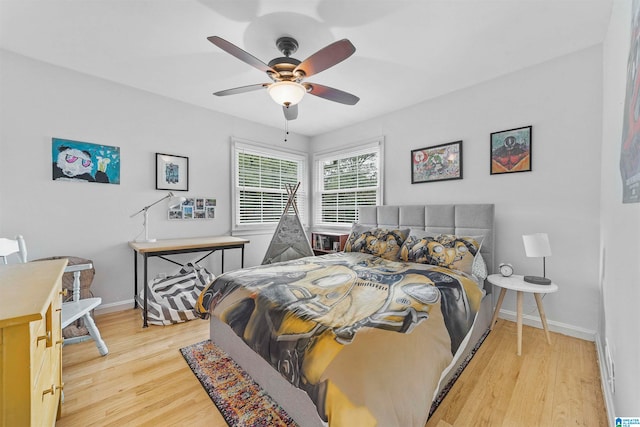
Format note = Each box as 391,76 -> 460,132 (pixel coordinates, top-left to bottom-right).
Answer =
128,235 -> 250,253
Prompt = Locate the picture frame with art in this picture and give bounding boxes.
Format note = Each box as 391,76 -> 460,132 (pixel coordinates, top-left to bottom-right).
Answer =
490,126 -> 532,175
156,153 -> 189,191
52,138 -> 121,185
168,197 -> 216,220
411,140 -> 463,184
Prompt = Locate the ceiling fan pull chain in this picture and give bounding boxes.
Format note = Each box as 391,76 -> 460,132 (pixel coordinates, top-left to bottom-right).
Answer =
284,118 -> 289,143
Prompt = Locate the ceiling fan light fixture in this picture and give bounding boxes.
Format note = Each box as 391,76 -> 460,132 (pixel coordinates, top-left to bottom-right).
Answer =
268,81 -> 306,106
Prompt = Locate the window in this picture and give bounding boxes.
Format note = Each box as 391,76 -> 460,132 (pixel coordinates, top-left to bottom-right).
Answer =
233,139 -> 307,230
314,138 -> 384,226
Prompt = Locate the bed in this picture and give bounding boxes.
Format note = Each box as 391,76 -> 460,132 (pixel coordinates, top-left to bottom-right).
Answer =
198,204 -> 495,427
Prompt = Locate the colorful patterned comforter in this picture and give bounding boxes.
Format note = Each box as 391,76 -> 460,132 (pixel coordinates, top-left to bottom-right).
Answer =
196,252 -> 485,427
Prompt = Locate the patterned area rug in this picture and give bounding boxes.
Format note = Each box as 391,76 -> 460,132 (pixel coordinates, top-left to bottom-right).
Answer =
180,340 -> 298,427
181,330 -> 490,426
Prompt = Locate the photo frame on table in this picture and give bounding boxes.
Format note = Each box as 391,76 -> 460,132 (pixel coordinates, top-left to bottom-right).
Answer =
411,140 -> 463,184
156,153 -> 189,191
490,126 -> 532,175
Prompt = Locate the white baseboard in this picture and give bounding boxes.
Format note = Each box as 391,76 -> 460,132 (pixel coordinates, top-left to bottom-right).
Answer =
595,334 -> 616,427
497,309 -> 596,341
95,299 -> 135,315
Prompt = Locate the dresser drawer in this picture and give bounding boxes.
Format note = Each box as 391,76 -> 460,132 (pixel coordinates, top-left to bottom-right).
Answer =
32,351 -> 58,427
31,317 -> 48,385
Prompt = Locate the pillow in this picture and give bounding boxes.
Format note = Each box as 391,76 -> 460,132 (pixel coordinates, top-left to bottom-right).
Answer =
471,251 -> 488,281
343,224 -> 410,260
399,230 -> 484,275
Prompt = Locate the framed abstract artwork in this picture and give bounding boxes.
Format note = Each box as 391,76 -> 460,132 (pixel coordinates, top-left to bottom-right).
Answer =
411,140 -> 463,184
156,153 -> 189,191
52,138 -> 120,185
490,126 -> 532,175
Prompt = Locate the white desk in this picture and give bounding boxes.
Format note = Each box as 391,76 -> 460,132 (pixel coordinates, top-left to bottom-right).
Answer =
488,274 -> 558,356
129,236 -> 249,327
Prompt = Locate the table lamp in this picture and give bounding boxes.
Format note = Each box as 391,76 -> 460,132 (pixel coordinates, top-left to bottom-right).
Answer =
522,233 -> 552,285
131,192 -> 186,242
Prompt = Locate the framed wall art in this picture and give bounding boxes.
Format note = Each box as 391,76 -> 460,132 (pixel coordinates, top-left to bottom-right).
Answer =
620,0 -> 640,203
490,126 -> 532,175
156,153 -> 188,191
411,140 -> 463,184
168,197 -> 216,220
52,137 -> 120,185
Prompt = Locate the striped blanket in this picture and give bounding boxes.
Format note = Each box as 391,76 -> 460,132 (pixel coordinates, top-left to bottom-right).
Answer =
143,263 -> 214,325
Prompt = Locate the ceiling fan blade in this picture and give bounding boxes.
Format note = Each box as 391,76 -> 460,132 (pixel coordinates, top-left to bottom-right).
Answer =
306,83 -> 360,105
213,83 -> 269,96
294,39 -> 355,78
208,36 -> 276,74
283,104 -> 298,121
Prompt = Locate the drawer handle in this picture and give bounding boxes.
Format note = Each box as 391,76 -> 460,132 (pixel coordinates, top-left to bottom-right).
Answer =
42,384 -> 55,396
42,383 -> 63,397
37,331 -> 51,343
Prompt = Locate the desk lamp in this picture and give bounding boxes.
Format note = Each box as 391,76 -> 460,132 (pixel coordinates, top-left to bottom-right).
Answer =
131,192 -> 186,242
522,233 -> 552,285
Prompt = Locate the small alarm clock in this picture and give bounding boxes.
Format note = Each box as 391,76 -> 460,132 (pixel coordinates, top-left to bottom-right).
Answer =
498,263 -> 514,277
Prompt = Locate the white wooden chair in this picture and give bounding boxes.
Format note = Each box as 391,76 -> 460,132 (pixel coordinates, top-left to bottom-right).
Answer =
0,235 -> 27,264
0,235 -> 108,356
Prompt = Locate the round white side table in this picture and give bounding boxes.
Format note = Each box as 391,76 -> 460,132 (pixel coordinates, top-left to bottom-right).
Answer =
487,274 -> 559,356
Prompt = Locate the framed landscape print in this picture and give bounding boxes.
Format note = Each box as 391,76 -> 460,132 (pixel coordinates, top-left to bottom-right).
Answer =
156,153 -> 188,191
411,140 -> 463,184
490,126 -> 532,175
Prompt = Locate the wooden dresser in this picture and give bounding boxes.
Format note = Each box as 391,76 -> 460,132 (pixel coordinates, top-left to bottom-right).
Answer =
0,259 -> 67,426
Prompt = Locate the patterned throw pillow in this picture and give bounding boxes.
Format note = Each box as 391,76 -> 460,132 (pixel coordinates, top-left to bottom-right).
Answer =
399,231 -> 484,276
344,224 -> 410,260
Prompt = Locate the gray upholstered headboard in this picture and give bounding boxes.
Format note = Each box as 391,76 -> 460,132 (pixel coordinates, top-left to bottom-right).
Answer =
357,204 -> 495,292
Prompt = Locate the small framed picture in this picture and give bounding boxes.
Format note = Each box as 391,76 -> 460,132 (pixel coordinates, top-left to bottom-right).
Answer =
156,153 -> 189,191
168,209 -> 183,220
490,126 -> 532,175
411,140 -> 463,184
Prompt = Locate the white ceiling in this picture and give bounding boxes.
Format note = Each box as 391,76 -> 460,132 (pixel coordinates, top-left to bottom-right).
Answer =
0,0 -> 613,137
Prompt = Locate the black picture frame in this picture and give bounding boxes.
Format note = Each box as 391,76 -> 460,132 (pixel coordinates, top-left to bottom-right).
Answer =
490,125 -> 532,175
411,140 -> 463,184
155,153 -> 189,191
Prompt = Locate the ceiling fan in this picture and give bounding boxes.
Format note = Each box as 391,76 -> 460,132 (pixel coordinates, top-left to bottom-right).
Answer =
208,35 -> 360,121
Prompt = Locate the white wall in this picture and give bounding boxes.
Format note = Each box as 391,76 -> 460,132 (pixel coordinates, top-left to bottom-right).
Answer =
601,0 -> 640,417
312,46 -> 603,339
0,50 -> 310,307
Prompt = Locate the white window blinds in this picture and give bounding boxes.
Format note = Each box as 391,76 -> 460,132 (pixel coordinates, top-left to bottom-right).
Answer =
233,139 -> 307,229
314,138 -> 383,226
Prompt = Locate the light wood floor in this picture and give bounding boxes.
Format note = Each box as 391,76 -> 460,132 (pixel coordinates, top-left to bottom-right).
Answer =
57,309 -> 607,427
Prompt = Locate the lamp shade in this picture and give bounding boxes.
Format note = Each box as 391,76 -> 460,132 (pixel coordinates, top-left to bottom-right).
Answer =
522,233 -> 551,258
268,81 -> 306,106
168,196 -> 186,209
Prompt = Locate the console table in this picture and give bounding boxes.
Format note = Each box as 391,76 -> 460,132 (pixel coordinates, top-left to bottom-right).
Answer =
129,236 -> 249,327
